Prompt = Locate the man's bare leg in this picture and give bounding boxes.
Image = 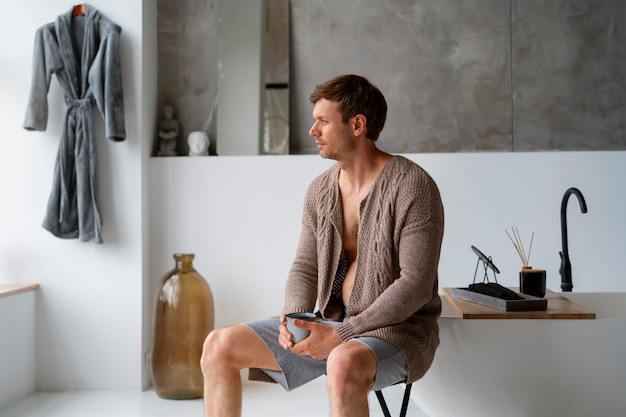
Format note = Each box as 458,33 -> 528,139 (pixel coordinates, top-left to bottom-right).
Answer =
326,341 -> 378,417
200,324 -> 281,417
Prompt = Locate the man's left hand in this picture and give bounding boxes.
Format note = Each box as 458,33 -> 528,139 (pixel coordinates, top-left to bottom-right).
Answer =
289,320 -> 342,359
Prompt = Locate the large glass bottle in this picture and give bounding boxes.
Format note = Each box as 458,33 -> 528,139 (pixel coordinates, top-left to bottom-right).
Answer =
151,253 -> 214,399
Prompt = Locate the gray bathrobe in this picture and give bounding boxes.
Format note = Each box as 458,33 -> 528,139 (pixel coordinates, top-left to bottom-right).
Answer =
23,5 -> 126,244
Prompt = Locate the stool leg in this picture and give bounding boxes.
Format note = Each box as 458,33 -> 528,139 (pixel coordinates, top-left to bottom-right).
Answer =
399,383 -> 413,417
375,383 -> 413,417
375,390 -> 392,417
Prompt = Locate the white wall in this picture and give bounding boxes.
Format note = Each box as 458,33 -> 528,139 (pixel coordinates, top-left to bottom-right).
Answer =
0,0 -> 150,391
149,151 -> 626,331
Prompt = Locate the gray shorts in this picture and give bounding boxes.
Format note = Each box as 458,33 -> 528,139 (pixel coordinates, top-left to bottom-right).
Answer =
244,317 -> 407,392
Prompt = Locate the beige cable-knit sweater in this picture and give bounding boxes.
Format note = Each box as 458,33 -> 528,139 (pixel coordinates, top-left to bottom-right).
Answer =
249,155 -> 444,385
281,155 -> 445,384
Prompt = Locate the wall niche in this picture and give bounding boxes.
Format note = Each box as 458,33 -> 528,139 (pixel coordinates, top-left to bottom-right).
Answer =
158,0 -> 626,155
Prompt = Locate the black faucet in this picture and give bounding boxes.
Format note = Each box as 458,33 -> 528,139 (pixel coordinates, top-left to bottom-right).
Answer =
559,187 -> 587,292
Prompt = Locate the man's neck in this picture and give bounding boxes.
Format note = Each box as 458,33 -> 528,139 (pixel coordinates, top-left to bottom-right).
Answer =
337,148 -> 392,192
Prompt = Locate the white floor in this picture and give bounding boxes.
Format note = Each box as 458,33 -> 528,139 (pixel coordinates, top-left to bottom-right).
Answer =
0,379 -> 429,417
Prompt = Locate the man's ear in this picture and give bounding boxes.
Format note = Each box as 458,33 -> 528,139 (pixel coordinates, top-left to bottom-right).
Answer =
352,114 -> 367,136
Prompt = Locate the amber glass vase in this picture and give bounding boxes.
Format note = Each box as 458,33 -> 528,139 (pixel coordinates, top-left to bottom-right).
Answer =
151,253 -> 214,399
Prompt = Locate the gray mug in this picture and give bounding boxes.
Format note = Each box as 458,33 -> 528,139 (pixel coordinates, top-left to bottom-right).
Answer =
286,312 -> 316,343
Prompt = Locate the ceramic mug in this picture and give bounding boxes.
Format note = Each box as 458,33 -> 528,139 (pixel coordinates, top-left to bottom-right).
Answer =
519,268 -> 546,298
286,312 -> 316,343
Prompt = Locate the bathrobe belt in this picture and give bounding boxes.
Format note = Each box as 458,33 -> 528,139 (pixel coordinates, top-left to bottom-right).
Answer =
65,96 -> 94,107
58,96 -> 96,224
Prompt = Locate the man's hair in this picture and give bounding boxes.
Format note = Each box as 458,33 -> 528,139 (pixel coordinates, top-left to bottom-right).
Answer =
309,74 -> 387,141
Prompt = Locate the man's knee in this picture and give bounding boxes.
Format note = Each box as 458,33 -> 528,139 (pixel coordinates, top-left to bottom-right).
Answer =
201,327 -> 238,372
201,324 -> 279,376
326,342 -> 377,392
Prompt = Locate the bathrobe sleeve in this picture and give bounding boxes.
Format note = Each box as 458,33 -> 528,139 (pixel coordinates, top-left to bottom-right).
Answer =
23,24 -> 62,132
89,21 -> 126,141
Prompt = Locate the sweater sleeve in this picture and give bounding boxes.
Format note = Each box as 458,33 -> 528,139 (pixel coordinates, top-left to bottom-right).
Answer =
282,182 -> 320,315
23,26 -> 62,132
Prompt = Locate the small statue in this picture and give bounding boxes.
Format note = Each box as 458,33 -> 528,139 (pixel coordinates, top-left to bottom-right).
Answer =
157,104 -> 179,156
188,131 -> 210,156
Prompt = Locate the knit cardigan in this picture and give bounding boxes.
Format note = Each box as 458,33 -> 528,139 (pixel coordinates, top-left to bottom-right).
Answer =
251,155 -> 444,385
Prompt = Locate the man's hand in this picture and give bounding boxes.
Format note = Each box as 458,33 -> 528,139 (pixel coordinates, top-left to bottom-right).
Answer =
279,313 -> 341,359
278,313 -> 295,349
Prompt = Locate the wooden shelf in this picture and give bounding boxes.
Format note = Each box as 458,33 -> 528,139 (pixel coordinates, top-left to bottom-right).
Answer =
0,283 -> 40,299
442,287 -> 596,320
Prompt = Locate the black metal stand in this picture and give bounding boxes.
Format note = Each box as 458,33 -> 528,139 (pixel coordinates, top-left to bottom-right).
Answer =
471,245 -> 500,284
473,255 -> 498,284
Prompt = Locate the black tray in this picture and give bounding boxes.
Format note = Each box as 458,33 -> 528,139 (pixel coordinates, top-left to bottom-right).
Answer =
451,287 -> 547,311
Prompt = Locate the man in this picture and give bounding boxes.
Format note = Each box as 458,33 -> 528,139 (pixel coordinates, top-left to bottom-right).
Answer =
201,74 -> 444,417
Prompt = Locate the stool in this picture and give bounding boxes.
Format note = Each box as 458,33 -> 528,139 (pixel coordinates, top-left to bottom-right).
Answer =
375,383 -> 412,417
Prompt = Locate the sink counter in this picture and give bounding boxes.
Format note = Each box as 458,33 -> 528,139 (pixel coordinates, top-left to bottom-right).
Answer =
441,287 -> 595,319
416,291 -> 625,417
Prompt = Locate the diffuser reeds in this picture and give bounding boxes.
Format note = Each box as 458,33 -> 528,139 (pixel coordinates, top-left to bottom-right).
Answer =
505,227 -> 534,268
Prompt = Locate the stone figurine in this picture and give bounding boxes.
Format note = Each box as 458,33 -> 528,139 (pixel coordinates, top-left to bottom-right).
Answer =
158,104 -> 179,156
188,131 -> 210,156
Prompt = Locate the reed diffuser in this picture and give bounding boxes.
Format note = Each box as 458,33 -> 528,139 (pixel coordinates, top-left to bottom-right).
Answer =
506,227 -> 546,298
505,227 -> 534,269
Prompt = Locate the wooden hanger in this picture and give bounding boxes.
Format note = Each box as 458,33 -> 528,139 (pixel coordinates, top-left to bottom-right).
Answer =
72,3 -> 86,17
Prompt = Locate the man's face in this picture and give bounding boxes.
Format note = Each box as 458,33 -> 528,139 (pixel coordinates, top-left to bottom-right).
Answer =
309,99 -> 355,160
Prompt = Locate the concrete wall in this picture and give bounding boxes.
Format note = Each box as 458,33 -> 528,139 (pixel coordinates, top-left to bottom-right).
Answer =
157,0 -> 218,156
290,0 -> 626,153
158,0 -> 626,154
